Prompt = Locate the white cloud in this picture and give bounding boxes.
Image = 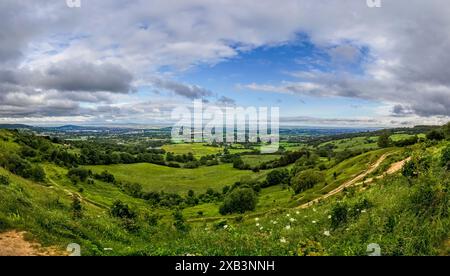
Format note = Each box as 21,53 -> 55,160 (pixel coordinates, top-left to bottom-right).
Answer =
1,0 -> 450,124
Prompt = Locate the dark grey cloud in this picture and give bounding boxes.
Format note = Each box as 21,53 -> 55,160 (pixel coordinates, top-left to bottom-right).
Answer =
40,61 -> 134,93
152,78 -> 213,99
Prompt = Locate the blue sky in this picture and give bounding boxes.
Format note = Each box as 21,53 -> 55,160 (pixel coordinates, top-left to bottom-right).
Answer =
163,38 -> 379,122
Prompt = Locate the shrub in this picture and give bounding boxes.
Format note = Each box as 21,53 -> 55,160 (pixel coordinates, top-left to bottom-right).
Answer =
402,160 -> 418,178
378,132 -> 392,148
146,212 -> 161,227
29,165 -> 46,182
219,187 -> 257,215
264,169 -> 290,187
110,200 -> 136,219
443,122 -> 450,138
71,195 -> 83,219
0,154 -> 45,182
331,202 -> 348,229
426,129 -> 445,141
122,182 -> 143,198
183,161 -> 200,169
442,146 -> 450,168
291,170 -> 325,194
173,209 -> 189,232
167,162 -> 181,168
0,175 -> 10,186
68,168 -> 92,182
94,170 -> 115,183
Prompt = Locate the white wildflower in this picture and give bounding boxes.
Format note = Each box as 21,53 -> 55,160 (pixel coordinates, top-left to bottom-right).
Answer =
328,215 -> 332,219
295,211 -> 300,215
286,214 -> 290,217
223,225 -> 228,229
285,225 -> 291,230
289,218 -> 296,222
361,209 -> 367,213
255,218 -> 260,221
256,223 -> 260,227
280,238 -> 287,243
312,220 -> 317,224
260,227 -> 264,231
323,231 -> 331,237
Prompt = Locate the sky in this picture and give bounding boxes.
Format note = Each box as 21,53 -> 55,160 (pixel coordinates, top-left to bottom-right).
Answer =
1,0 -> 450,127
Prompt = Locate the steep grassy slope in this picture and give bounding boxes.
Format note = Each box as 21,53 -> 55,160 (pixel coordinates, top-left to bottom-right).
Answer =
0,129 -> 448,256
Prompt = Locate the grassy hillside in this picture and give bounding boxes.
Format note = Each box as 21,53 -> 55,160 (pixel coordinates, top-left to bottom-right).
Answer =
0,128 -> 448,256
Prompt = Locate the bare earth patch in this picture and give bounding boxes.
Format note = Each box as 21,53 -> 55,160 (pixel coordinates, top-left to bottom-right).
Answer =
0,231 -> 65,256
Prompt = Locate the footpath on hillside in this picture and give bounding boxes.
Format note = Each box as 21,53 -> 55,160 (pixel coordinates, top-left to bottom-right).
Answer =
298,153 -> 410,209
0,231 -> 65,256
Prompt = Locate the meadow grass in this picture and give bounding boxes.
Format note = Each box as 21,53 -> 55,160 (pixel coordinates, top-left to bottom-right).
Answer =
161,143 -> 252,158
85,163 -> 268,193
241,154 -> 282,167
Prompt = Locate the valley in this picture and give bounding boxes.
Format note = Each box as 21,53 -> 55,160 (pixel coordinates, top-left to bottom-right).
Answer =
0,124 -> 449,256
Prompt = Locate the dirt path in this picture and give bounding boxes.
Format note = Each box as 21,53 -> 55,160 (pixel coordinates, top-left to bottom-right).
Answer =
0,231 -> 65,256
190,153 -> 409,222
297,153 -> 409,209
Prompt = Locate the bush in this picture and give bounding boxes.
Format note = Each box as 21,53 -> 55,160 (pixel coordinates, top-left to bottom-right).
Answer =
0,154 -> 45,182
442,146 -> 450,168
146,212 -> 161,227
378,132 -> 392,148
29,165 -> 46,182
264,169 -> 290,187
167,162 -> 181,168
110,200 -> 136,219
291,170 -> 325,194
219,187 -> 257,215
0,175 -> 10,186
71,195 -> 83,219
121,182 -> 143,198
426,129 -> 445,141
68,168 -> 92,182
331,202 -> 348,229
183,161 -> 200,169
94,170 -> 115,183
173,209 -> 189,232
444,122 -> 450,138
402,160 -> 418,178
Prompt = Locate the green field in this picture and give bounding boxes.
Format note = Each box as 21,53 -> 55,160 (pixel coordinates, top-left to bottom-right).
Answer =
241,154 -> 282,167
85,163 -> 268,193
320,136 -> 379,152
162,143 -> 252,158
